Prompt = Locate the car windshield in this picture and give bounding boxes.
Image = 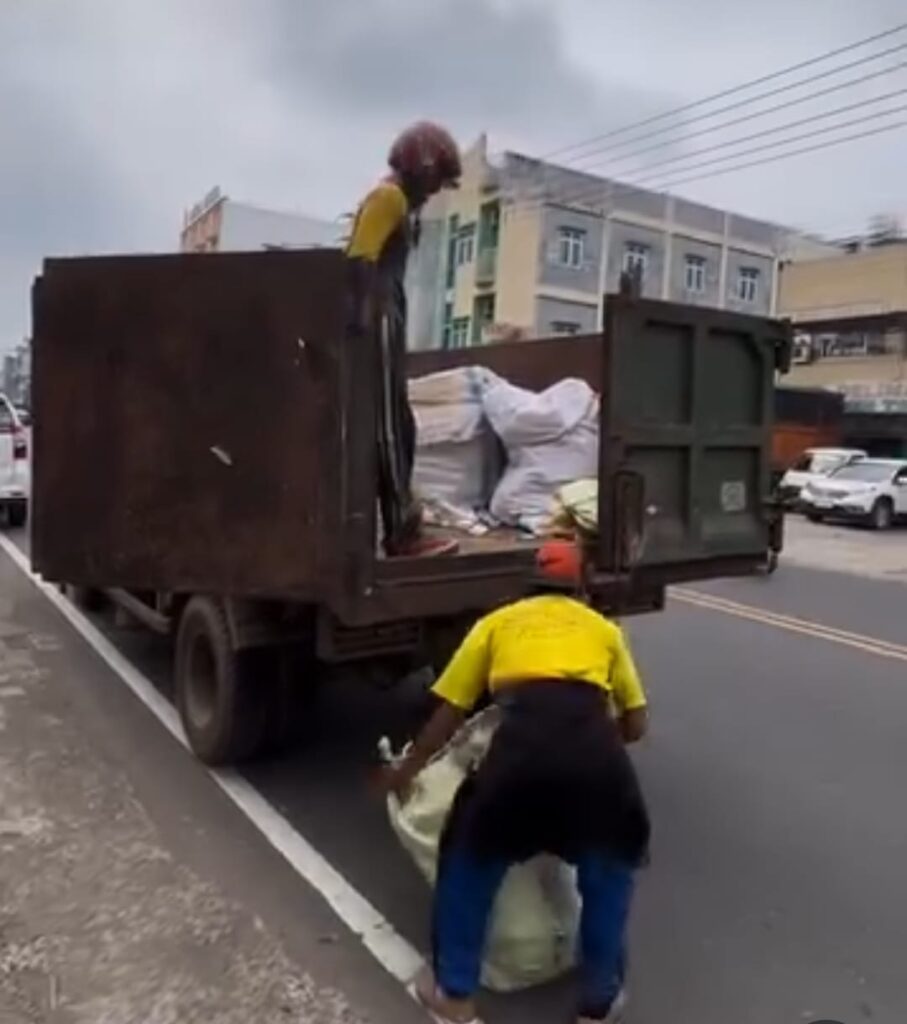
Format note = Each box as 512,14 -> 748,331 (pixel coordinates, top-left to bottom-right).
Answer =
810,453 -> 851,474
830,462 -> 896,484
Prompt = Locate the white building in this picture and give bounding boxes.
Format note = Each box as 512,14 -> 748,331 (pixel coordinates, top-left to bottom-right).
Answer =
180,187 -> 341,253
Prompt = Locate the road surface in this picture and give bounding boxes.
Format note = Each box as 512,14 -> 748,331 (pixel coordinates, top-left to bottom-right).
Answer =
2,521 -> 905,1023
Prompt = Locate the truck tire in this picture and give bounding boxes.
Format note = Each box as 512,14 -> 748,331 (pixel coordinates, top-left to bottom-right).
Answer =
5,500 -> 27,529
175,597 -> 268,766
869,498 -> 894,531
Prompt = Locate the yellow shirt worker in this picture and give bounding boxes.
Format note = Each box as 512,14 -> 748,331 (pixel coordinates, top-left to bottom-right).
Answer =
345,122 -> 461,558
383,540 -> 651,1024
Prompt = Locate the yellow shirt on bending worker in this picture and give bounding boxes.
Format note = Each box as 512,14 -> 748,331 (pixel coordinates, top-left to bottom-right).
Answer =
432,594 -> 647,713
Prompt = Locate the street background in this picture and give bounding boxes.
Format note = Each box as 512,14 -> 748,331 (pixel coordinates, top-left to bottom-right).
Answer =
1,519 -> 905,1024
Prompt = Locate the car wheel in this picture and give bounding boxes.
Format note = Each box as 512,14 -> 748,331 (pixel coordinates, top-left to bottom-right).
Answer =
806,511 -> 824,524
175,596 -> 268,766
869,498 -> 894,531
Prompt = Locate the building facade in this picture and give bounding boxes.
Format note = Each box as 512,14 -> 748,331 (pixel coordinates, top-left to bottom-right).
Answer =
777,241 -> 907,404
406,136 -> 836,351
180,187 -> 341,253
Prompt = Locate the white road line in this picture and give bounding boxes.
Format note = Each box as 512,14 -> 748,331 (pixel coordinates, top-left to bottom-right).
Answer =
0,533 -> 424,987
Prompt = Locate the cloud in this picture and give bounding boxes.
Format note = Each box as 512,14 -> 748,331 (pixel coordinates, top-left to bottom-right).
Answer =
1,0 -> 905,349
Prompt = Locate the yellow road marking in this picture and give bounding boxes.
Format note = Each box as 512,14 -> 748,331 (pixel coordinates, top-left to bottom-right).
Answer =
671,587 -> 907,664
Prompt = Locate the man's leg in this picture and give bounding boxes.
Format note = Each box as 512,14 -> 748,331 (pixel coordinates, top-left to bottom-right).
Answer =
430,842 -> 509,1005
378,306 -> 457,556
573,851 -> 635,1021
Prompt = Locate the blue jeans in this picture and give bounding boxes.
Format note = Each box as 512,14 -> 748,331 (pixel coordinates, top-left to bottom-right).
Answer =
432,845 -> 634,1018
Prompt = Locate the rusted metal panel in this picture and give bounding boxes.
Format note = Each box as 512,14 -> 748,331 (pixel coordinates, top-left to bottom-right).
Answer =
32,250 -> 348,598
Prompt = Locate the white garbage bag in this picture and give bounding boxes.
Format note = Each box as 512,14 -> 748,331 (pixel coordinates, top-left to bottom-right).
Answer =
483,378 -> 600,534
387,709 -> 580,992
410,368 -> 503,517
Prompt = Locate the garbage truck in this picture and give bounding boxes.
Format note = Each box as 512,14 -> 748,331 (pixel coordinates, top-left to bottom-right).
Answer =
30,248 -> 790,765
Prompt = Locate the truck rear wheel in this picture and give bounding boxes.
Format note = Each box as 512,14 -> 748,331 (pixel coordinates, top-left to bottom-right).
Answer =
175,596 -> 268,766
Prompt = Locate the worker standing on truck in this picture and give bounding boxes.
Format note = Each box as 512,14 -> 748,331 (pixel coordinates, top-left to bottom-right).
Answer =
381,539 -> 651,1024
346,121 -> 462,558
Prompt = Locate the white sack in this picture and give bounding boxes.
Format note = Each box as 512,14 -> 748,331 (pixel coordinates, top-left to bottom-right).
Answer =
387,709 -> 580,993
483,378 -> 600,534
411,368 -> 502,515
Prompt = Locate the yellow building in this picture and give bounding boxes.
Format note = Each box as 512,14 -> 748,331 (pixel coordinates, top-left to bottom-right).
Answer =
777,242 -> 907,393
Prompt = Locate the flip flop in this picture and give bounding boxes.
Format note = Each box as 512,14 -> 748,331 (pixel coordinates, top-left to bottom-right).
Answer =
406,979 -> 484,1024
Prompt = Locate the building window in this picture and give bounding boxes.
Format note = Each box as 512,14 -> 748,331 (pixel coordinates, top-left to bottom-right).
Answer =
622,242 -> 648,278
441,302 -> 454,349
737,266 -> 760,303
558,227 -> 586,268
551,320 -> 581,336
450,317 -> 471,349
479,202 -> 500,249
684,254 -> 706,294
455,228 -> 475,266
473,294 -> 496,343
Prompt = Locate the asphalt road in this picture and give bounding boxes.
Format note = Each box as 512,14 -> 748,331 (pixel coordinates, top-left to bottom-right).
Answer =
4,524 -> 906,1024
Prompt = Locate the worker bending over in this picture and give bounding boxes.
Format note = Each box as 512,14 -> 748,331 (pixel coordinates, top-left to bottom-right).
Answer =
346,121 -> 462,558
382,539 -> 651,1024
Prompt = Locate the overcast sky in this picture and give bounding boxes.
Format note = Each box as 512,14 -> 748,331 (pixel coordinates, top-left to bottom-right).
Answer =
2,0 -> 906,350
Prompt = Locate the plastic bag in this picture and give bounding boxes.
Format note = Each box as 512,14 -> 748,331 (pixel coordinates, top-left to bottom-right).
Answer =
386,710 -> 580,992
411,368 -> 503,517
482,378 -> 600,534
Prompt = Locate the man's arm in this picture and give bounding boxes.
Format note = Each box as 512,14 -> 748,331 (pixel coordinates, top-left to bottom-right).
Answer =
346,183 -> 407,335
381,699 -> 465,797
381,617 -> 493,797
609,626 -> 649,744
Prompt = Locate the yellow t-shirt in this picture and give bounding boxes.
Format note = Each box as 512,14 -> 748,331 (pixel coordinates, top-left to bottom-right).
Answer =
432,595 -> 647,713
346,181 -> 408,262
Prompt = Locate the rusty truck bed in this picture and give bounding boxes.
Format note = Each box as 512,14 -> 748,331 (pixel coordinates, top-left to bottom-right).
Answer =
31,249 -> 788,626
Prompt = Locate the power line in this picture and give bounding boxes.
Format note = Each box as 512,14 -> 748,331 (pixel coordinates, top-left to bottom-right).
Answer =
499,120 -> 904,231
575,61 -> 907,176
502,60 -> 907,221
543,22 -> 907,162
644,120 -> 905,193
626,90 -> 907,186
565,39 -> 907,169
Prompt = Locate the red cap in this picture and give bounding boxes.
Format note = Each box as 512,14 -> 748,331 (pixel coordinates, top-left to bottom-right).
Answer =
536,539 -> 582,587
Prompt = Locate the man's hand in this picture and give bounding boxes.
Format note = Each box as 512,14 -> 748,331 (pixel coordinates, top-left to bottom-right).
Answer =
373,761 -> 418,802
618,706 -> 649,744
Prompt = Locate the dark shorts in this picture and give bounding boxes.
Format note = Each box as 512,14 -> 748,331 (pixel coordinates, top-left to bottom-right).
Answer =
443,680 -> 651,868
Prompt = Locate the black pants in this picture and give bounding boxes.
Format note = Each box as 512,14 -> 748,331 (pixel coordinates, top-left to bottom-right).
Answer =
375,286 -> 419,551
434,681 -> 650,1014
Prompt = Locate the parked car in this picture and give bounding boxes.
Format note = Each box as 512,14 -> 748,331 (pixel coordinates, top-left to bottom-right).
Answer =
801,458 -> 907,530
0,393 -> 29,528
777,447 -> 866,508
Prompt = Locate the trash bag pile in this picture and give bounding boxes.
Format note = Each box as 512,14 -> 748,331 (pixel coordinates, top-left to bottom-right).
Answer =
409,367 -> 600,536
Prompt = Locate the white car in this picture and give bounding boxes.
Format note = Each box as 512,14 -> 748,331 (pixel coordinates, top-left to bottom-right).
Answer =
801,458 -> 907,530
0,393 -> 29,528
777,447 -> 867,508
